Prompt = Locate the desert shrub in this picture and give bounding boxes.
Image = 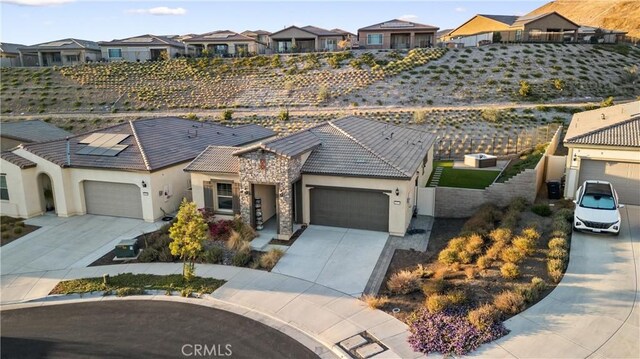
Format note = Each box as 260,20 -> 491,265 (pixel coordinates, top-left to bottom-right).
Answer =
468,304 -> 501,331
521,277 -> 547,302
531,204 -> 552,217
425,294 -> 451,313
233,217 -> 257,241
500,262 -> 520,279
438,248 -> 458,265
552,217 -> 571,234
485,241 -> 506,260
489,228 -> 512,244
547,259 -> 565,281
600,96 -> 614,107
13,227 -> 23,234
464,267 -> 476,279
447,290 -> 467,306
413,264 -> 433,278
226,230 -> 244,251
480,108 -> 505,122
407,307 -> 508,356
413,110 -> 427,124
465,234 -> 484,255
220,109 -> 233,122
231,250 -> 251,267
157,247 -> 175,262
555,208 -> 574,222
461,204 -> 501,235
548,237 -> 568,250
278,109 -> 289,122
500,246 -> 525,263
458,250 -> 473,264
361,294 -> 389,309
548,248 -> 568,261
477,255 -> 492,270
433,267 -> 451,280
209,220 -> 232,241
494,290 -> 525,314
422,278 -> 446,296
0,224 -> 7,232
520,227 -> 540,241
500,210 -> 520,230
508,197 -> 528,212
116,287 -> 145,297
138,248 -> 159,262
15,221 -> 25,227
387,270 -> 421,294
512,236 -> 536,256
200,247 -> 223,264
317,86 -> 330,102
259,248 -> 284,270
518,80 -> 531,97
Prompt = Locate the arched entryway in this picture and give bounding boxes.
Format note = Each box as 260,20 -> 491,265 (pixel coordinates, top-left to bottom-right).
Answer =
37,173 -> 55,213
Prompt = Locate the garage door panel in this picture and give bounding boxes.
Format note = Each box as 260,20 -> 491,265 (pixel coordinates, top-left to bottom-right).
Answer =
579,160 -> 640,206
84,181 -> 143,219
310,187 -> 389,232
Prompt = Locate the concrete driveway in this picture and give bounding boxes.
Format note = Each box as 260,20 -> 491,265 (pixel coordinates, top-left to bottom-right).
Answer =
472,205 -> 640,358
272,225 -> 389,296
0,214 -> 161,275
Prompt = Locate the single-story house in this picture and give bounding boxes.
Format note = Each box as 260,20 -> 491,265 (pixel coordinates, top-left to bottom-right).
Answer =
183,30 -> 267,56
357,19 -> 439,50
0,42 -> 38,67
563,101 -> 640,206
241,30 -> 272,49
0,117 -> 275,221
577,26 -> 627,44
18,38 -> 102,67
99,34 -> 194,62
269,26 -> 346,53
1,120 -> 72,151
185,116 -> 436,239
444,12 -> 579,45
331,28 -> 358,49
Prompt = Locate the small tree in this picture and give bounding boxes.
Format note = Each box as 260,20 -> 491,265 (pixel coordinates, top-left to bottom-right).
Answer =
169,199 -> 208,280
600,96 -> 614,107
518,80 -> 531,98
553,78 -> 564,91
278,108 -> 289,122
338,39 -> 351,50
317,86 -> 330,103
271,54 -> 282,68
220,109 -> 233,123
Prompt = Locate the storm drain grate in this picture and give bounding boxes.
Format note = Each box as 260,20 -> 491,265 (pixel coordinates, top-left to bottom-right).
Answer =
337,331 -> 388,359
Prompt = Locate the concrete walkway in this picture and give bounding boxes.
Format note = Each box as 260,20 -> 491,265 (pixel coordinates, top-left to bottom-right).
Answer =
0,263 -> 420,359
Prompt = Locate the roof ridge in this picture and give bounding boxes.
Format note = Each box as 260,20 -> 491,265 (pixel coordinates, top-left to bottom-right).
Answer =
328,120 -> 408,177
70,39 -> 86,48
129,120 -> 152,171
566,116 -> 640,142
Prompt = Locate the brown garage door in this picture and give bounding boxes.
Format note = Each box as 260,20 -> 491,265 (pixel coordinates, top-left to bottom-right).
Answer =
578,160 -> 640,205
84,181 -> 143,219
310,187 -> 389,232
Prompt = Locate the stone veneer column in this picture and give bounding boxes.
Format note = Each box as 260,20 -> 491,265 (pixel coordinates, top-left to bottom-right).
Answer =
277,184 -> 292,239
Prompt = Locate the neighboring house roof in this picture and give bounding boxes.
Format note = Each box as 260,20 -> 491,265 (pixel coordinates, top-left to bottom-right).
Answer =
1,120 -> 72,143
270,25 -> 341,39
236,117 -> 436,179
99,34 -> 186,48
21,117 -> 275,171
510,12 -> 580,28
358,19 -> 439,32
183,30 -> 257,43
565,116 -> 640,148
19,38 -> 101,52
1,152 -> 37,169
479,14 -> 519,26
184,146 -> 240,173
436,29 -> 454,39
331,28 -> 356,36
242,30 -> 272,36
0,42 -> 25,55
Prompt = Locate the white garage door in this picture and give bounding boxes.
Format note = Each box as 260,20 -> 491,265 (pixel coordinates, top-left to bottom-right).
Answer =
579,160 -> 640,205
84,181 -> 143,219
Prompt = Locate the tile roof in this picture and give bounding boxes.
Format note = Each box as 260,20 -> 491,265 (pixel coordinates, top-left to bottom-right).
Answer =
1,120 -> 72,143
0,42 -> 25,54
510,12 -> 579,28
99,34 -> 187,48
183,30 -> 257,43
565,101 -> 640,144
358,19 -> 439,32
234,128 -> 323,158
479,14 -> 519,26
565,116 -> 640,148
184,146 -> 239,173
21,117 -> 275,171
1,152 -> 37,169
19,38 -> 100,52
301,26 -> 341,36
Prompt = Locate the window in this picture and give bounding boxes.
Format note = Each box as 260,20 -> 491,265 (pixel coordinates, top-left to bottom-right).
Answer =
65,55 -> 79,63
326,39 -> 337,50
515,30 -> 522,42
0,174 -> 8,201
367,34 -> 383,45
216,183 -> 233,211
108,49 -> 122,58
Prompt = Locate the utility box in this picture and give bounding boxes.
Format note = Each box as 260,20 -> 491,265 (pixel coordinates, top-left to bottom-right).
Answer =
114,239 -> 139,258
547,180 -> 562,200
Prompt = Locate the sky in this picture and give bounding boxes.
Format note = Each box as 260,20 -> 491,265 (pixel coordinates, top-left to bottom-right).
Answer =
1,1 -> 547,45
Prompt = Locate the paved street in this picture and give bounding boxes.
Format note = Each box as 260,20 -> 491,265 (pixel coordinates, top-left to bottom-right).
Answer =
1,301 -> 318,359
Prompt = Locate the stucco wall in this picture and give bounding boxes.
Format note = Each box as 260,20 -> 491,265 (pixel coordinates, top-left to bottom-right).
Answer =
446,16 -> 511,39
0,160 -> 40,218
149,163 -> 192,220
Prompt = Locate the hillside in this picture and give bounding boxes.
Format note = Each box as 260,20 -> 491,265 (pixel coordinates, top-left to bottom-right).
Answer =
527,0 -> 640,38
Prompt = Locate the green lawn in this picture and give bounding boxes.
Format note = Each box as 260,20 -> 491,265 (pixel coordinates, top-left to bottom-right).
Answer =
430,161 -> 500,189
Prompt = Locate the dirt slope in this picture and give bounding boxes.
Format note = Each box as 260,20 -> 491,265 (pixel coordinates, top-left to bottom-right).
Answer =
527,0 -> 640,38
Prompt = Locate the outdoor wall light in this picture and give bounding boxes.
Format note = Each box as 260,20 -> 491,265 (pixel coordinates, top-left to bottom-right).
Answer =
141,180 -> 147,188
395,188 -> 400,196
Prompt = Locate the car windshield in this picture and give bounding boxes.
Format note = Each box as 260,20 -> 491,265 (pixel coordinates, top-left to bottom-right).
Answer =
580,193 -> 616,210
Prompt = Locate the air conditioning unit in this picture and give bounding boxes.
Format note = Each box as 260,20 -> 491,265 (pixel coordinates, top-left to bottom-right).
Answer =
114,239 -> 139,258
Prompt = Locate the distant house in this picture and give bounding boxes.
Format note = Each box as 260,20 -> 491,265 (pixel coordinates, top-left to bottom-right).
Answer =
1,120 -> 72,151
99,34 -> 194,62
577,26 -> 627,44
269,26 -> 346,53
444,12 -> 579,46
183,30 -> 267,56
357,19 -> 439,50
435,29 -> 454,43
563,101 -> 640,206
18,38 -> 101,66
331,28 -> 358,48
0,43 -> 37,67
241,30 -> 272,48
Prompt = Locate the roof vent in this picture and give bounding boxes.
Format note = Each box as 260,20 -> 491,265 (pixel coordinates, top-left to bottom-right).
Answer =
232,133 -> 238,136
187,129 -> 198,138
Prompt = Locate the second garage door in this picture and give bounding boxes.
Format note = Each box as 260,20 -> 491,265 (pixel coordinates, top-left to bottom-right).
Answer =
310,187 -> 389,232
578,160 -> 640,205
84,181 -> 143,219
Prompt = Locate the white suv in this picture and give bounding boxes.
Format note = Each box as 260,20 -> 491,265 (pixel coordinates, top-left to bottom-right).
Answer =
574,180 -> 623,235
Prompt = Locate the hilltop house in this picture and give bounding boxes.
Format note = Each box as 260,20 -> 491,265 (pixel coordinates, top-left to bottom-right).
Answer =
241,30 -> 272,49
185,117 -> 436,239
563,101 -> 640,206
357,19 -> 439,50
0,117 -> 274,221
269,26 -> 347,53
183,30 -> 267,56
0,43 -> 37,67
99,34 -> 194,62
1,120 -> 72,151
18,38 -> 102,66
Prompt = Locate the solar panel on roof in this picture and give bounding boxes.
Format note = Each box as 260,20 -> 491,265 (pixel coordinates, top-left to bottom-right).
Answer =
78,133 -> 105,144
76,133 -> 130,157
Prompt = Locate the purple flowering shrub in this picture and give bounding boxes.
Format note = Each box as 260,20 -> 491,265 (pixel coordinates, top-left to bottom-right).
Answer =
407,307 -> 509,356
